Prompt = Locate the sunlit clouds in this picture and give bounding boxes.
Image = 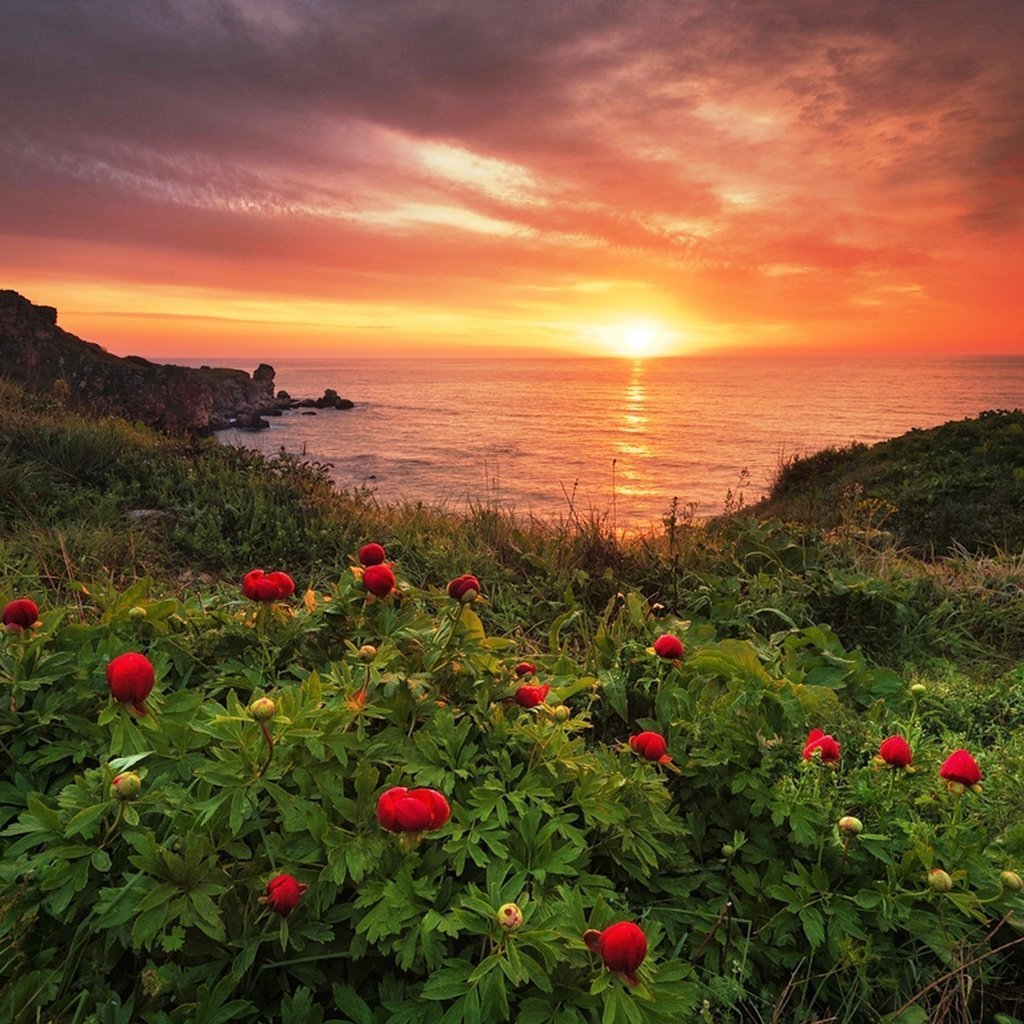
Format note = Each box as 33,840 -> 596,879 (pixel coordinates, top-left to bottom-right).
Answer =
1,0 -> 1021,357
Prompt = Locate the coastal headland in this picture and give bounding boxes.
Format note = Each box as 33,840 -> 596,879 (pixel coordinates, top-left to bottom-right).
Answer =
0,290 -> 352,433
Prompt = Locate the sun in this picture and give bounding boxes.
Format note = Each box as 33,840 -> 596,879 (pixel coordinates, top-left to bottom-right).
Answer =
623,326 -> 656,357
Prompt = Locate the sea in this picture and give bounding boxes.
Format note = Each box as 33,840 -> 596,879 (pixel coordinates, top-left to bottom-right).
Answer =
178,355 -> 1024,530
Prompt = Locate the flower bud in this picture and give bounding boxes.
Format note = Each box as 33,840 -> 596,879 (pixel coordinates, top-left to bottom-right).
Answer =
249,697 -> 276,722
928,868 -> 953,893
2,598 -> 39,630
447,574 -> 481,602
362,564 -> 396,598
496,902 -> 524,930
583,922 -> 647,986
1000,870 -> 1023,892
553,705 -> 571,723
112,771 -> 142,800
721,844 -> 736,857
629,731 -> 670,762
106,652 -> 155,717
264,873 -> 308,916
838,816 -> 863,836
652,634 -> 684,660
128,605 -> 148,619
359,644 -> 378,662
910,683 -> 927,695
358,543 -> 387,566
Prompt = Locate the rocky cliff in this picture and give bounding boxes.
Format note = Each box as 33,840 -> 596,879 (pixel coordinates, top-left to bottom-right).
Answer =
0,290 -> 275,433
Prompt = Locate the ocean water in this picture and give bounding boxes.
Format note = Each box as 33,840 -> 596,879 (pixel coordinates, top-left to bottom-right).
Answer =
187,355 -> 1024,529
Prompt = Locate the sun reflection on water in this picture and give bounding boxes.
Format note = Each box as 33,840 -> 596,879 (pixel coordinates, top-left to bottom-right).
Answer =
612,360 -> 659,511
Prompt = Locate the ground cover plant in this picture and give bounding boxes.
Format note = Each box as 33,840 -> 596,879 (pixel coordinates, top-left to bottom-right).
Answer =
2,547 -> 1024,1024
3,382 -> 1024,1021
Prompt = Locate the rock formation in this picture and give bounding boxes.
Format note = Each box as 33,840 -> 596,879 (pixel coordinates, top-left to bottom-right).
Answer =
0,290 -> 275,434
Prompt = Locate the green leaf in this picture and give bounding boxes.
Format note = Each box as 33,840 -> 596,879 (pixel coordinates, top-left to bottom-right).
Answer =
422,962 -> 474,1001
332,984 -> 376,1024
800,906 -> 825,949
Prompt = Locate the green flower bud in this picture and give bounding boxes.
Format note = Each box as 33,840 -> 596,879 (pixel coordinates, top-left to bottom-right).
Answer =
928,868 -> 953,893
1000,870 -> 1023,892
496,902 -> 523,930
552,705 -> 571,723
249,697 -> 277,722
358,645 -> 378,662
838,816 -> 863,836
910,683 -> 927,696
721,844 -> 736,857
112,772 -> 142,800
128,606 -> 148,619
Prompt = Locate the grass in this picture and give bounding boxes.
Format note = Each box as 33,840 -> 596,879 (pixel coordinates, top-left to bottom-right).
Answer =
2,379 -> 1024,1022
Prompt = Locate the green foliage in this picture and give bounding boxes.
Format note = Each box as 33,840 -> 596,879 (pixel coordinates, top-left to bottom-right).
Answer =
4,378 -> 1024,1020
1,562 -> 1023,1024
757,409 -> 1024,555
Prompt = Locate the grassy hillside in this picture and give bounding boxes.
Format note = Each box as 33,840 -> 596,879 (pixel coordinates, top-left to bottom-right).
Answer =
2,380 -> 1024,1022
751,409 -> 1024,555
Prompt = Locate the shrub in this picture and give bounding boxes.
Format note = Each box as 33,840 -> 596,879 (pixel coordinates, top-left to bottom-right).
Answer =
2,557 -> 1023,1024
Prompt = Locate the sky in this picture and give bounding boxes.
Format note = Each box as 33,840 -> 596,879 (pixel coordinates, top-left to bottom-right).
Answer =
2,0 -> 1023,359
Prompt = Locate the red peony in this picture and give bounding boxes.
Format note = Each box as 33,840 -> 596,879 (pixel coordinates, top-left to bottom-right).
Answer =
362,563 -> 396,597
376,786 -> 451,833
583,922 -> 647,985
514,661 -> 537,678
629,731 -> 671,763
2,598 -> 39,631
106,652 -> 155,716
939,749 -> 982,786
652,634 -> 684,660
514,683 -> 550,708
266,571 -> 295,598
879,734 -> 913,768
803,728 -> 841,765
358,543 -> 387,566
264,873 -> 308,916
447,574 -> 481,601
242,569 -> 294,601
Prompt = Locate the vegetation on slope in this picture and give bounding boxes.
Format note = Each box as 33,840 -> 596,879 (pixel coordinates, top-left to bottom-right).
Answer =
752,409 -> 1024,555
2,380 -> 1024,1023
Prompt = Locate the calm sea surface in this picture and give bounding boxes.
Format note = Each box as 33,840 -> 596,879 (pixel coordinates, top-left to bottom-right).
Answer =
181,355 -> 1024,529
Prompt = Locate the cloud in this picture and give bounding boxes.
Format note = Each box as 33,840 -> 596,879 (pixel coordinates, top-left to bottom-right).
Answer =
1,0 -> 1022,353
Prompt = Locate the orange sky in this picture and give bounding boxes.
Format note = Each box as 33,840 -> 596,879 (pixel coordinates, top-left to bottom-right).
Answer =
2,1 -> 1022,359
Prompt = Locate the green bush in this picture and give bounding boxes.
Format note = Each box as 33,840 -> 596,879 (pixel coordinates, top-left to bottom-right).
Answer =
2,559 -> 1023,1024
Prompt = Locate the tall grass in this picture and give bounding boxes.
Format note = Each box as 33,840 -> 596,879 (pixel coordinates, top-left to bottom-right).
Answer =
2,377 -> 1024,675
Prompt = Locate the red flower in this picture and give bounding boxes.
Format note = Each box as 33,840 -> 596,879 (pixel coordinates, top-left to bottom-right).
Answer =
514,683 -> 550,708
376,786 -> 451,833
583,922 -> 647,985
264,873 -> 308,916
803,728 -> 840,765
879,735 -> 913,768
242,569 -> 294,601
106,652 -> 155,716
267,571 -> 295,598
514,661 -> 537,678
629,731 -> 671,763
358,543 -> 387,566
652,634 -> 684,660
447,574 -> 481,601
2,598 -> 39,631
363,563 -> 396,597
939,749 -> 982,786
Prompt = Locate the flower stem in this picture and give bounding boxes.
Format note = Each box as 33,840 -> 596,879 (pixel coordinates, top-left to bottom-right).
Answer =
257,722 -> 275,778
